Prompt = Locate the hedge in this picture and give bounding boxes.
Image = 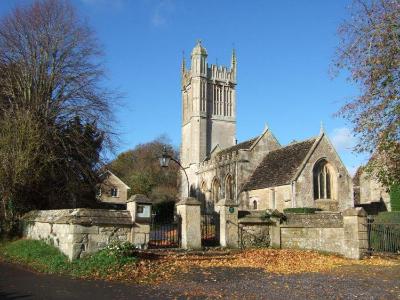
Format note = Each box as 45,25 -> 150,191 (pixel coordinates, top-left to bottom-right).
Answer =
374,211 -> 400,224
283,207 -> 321,214
390,183 -> 400,211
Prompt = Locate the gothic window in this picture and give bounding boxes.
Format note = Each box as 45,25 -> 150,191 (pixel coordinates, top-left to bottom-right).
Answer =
225,175 -> 234,200
313,160 -> 333,200
211,178 -> 221,203
253,200 -> 258,210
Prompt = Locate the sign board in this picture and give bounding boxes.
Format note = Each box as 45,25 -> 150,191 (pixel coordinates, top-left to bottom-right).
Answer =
137,204 -> 151,218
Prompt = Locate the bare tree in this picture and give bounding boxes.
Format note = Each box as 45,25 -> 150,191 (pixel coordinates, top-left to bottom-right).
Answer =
333,0 -> 400,187
0,0 -> 113,126
0,0 -> 117,232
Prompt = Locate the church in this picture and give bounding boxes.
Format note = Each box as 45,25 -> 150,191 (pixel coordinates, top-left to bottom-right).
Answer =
180,41 -> 354,213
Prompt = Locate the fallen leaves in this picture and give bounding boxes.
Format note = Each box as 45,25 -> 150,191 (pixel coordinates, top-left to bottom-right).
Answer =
93,249 -> 399,284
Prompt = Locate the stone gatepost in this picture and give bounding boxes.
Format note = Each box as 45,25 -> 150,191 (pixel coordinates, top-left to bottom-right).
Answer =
342,207 -> 368,259
176,197 -> 202,250
269,216 -> 282,248
127,194 -> 152,249
217,198 -> 239,248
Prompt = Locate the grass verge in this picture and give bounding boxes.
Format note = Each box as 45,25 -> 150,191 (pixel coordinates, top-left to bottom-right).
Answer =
0,239 -> 137,278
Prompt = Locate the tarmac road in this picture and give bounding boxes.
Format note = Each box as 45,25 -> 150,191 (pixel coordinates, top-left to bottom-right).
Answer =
1,261 -> 400,299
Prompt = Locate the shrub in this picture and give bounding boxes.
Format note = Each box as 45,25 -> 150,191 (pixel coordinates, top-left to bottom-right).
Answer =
70,243 -> 137,277
390,183 -> 400,211
374,211 -> 400,224
283,207 -> 321,214
261,209 -> 285,221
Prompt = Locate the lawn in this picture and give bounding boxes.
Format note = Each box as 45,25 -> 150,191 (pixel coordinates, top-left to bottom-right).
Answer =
0,239 -> 137,278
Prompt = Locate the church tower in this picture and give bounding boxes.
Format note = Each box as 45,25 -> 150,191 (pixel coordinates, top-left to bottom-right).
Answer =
180,41 -> 237,197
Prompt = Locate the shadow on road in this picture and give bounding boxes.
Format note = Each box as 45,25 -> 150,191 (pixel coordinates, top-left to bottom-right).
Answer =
0,290 -> 32,300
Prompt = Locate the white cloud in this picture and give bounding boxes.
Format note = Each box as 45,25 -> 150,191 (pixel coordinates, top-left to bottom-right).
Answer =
330,127 -> 356,152
151,0 -> 175,27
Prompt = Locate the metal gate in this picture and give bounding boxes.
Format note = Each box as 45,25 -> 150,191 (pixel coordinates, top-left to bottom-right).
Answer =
367,216 -> 400,254
149,215 -> 181,248
201,212 -> 220,247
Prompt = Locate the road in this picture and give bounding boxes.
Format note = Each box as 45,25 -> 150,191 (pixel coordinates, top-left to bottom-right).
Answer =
1,261 -> 399,299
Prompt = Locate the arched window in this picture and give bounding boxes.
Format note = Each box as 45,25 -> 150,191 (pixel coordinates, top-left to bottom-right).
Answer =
211,178 -> 221,203
189,184 -> 196,197
225,175 -> 234,200
250,197 -> 259,210
253,200 -> 258,210
199,180 -> 207,201
313,160 -> 333,200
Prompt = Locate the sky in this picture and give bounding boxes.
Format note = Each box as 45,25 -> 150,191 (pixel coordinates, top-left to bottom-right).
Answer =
0,0 -> 368,175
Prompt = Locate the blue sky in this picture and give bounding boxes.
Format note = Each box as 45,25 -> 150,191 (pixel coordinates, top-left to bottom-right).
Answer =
0,0 -> 368,174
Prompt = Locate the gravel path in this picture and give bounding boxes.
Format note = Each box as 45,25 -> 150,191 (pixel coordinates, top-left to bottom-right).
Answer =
1,261 -> 399,299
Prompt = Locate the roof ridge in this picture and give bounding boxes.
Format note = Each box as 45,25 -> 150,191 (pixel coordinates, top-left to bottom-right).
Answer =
217,136 -> 259,155
267,136 -> 317,154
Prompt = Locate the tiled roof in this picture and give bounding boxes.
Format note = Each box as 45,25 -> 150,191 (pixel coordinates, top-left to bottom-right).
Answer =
243,138 -> 317,190
217,137 -> 258,156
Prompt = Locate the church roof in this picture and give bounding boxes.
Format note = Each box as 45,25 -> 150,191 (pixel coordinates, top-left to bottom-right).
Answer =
217,137 -> 258,156
243,138 -> 317,190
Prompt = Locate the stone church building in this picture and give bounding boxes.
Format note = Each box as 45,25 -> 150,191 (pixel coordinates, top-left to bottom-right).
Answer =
180,41 -> 354,212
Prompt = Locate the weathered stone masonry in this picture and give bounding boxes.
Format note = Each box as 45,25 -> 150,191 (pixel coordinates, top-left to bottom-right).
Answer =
22,196 -> 151,260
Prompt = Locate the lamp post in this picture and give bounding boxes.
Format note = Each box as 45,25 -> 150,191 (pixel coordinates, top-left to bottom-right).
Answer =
159,146 -> 190,198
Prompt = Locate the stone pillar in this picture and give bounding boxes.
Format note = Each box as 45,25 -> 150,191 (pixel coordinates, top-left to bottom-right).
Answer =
217,198 -> 239,248
342,207 -> 368,259
176,197 -> 202,249
127,194 -> 152,249
269,217 -> 281,249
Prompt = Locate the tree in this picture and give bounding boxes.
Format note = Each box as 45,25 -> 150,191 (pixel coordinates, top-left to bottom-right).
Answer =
0,110 -> 47,231
333,0 -> 400,187
109,136 -> 180,202
0,0 -> 115,232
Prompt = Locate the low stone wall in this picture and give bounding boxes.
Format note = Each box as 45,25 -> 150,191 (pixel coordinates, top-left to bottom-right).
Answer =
284,212 -> 343,228
22,209 -> 135,260
238,208 -> 368,259
238,211 -> 272,248
280,212 -> 344,254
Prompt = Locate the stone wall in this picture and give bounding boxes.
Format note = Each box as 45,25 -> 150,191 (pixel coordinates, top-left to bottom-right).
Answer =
281,213 -> 344,254
22,208 -> 140,260
239,223 -> 270,248
238,208 -> 368,259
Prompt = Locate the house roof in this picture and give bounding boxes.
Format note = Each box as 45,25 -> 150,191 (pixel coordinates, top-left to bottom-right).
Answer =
243,138 -> 317,190
101,170 -> 131,189
217,137 -> 258,156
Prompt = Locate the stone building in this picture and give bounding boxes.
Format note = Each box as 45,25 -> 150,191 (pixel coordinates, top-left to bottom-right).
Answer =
180,41 -> 353,212
353,166 -> 391,211
98,170 -> 131,204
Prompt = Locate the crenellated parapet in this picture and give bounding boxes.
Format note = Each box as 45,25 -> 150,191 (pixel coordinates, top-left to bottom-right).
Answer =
208,64 -> 236,84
